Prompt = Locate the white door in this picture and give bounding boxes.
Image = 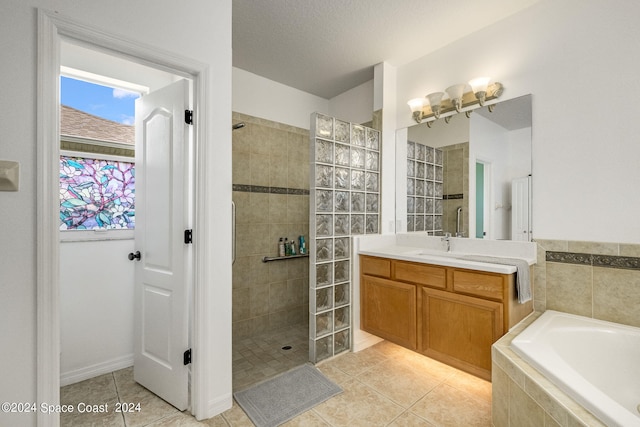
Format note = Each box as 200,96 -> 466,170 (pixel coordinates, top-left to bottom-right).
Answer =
133,79 -> 191,410
511,176 -> 531,242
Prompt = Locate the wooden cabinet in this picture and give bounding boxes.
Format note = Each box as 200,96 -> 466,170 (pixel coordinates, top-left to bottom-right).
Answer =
420,287 -> 502,378
361,275 -> 417,349
360,255 -> 532,380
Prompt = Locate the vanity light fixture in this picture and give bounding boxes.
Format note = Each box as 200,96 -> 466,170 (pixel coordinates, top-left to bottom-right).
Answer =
469,77 -> 491,106
407,98 -> 425,123
408,78 -> 504,124
445,84 -> 467,113
425,92 -> 444,119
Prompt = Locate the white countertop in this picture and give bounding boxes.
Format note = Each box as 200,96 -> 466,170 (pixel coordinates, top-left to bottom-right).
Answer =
358,244 -> 536,274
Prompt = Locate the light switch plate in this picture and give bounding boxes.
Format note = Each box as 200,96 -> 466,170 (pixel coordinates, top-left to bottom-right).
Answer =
0,160 -> 20,191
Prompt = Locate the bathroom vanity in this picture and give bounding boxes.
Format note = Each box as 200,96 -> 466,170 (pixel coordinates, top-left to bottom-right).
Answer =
359,247 -> 533,380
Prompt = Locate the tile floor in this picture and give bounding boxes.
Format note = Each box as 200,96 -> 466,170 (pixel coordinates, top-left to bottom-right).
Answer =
232,324 -> 309,391
61,337 -> 492,426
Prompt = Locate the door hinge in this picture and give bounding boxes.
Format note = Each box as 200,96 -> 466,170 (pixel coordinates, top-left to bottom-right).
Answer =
184,229 -> 193,244
183,349 -> 192,365
185,109 -> 193,125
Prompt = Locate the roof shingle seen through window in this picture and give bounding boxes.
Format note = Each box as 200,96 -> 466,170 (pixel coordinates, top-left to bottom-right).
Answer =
60,105 -> 134,145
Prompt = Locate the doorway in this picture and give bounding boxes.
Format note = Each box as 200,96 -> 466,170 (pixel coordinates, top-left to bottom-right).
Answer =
59,43 -> 193,406
37,11 -> 221,423
475,160 -> 491,239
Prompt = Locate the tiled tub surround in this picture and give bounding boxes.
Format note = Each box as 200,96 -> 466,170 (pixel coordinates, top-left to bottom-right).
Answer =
310,113 -> 381,363
492,239 -> 640,426
511,310 -> 640,427
533,239 -> 640,327
492,314 -> 607,427
232,112 -> 310,338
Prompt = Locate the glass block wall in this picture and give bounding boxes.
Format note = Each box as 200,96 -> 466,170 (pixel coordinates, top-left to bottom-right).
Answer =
310,113 -> 380,363
406,140 -> 444,233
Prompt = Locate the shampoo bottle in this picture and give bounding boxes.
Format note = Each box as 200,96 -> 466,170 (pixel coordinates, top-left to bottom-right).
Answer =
298,235 -> 306,254
278,237 -> 285,257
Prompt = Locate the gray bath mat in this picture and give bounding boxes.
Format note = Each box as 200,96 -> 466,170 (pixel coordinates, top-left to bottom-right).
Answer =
234,363 -> 342,427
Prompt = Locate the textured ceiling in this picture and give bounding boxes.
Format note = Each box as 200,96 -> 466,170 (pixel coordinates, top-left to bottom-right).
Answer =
232,0 -> 540,99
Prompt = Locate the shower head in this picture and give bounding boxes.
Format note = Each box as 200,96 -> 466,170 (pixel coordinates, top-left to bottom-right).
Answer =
232,122 -> 245,131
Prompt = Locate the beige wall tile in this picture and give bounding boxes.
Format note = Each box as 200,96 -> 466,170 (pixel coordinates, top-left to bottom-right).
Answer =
249,284 -> 270,317
509,380 -> 545,427
268,193 -> 288,224
620,244 -> 640,257
546,263 -> 592,317
233,191 -> 251,224
523,377 -> 568,426
535,239 -> 568,252
232,150 -> 251,185
236,223 -> 271,256
568,241 -> 618,255
269,154 -> 289,188
231,122 -> 252,154
269,281 -> 289,312
250,151 -> 270,186
593,267 -> 640,327
232,288 -> 250,321
249,192 -> 270,224
232,256 -> 251,289
491,365 -> 510,427
268,259 -> 289,283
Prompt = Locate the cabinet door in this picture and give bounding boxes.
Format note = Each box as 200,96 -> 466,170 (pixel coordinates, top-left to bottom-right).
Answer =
361,275 -> 417,349
420,287 -> 503,380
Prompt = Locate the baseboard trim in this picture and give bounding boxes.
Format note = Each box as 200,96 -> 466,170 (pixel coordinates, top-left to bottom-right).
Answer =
353,329 -> 384,352
204,392 -> 233,420
60,354 -> 134,386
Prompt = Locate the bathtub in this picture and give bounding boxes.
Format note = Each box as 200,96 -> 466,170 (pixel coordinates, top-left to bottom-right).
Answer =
511,310 -> 640,427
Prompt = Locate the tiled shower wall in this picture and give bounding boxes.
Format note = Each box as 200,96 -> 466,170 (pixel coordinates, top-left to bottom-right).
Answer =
310,113 -> 381,362
441,142 -> 469,237
532,239 -> 640,327
231,112 -> 310,337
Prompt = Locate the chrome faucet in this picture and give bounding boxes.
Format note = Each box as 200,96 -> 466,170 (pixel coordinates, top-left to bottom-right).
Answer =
441,232 -> 452,252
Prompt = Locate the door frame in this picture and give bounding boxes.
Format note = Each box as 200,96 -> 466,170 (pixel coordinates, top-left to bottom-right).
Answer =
37,10 -> 216,425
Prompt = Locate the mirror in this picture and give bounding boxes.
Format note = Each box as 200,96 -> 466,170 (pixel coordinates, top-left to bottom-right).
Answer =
395,94 -> 532,241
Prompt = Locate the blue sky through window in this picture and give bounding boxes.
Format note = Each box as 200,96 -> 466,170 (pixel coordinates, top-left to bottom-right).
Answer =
61,76 -> 140,125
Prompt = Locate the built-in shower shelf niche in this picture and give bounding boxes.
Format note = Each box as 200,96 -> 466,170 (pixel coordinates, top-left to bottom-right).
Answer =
309,113 -> 381,363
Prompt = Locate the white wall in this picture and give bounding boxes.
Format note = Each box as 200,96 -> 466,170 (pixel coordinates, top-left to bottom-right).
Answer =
233,67 -> 329,129
233,68 -> 377,130
471,115 -> 511,240
327,79 -> 374,125
60,239 -> 135,385
0,1 -> 232,425
396,0 -> 640,244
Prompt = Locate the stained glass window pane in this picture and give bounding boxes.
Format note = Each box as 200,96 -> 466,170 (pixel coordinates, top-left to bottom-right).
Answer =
59,155 -> 135,230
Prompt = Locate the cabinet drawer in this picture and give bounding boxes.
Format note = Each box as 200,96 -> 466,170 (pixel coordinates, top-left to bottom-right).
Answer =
395,261 -> 446,289
452,270 -> 505,301
360,256 -> 391,278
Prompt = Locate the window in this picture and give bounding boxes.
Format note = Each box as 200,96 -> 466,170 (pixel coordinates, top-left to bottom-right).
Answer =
59,71 -> 143,235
